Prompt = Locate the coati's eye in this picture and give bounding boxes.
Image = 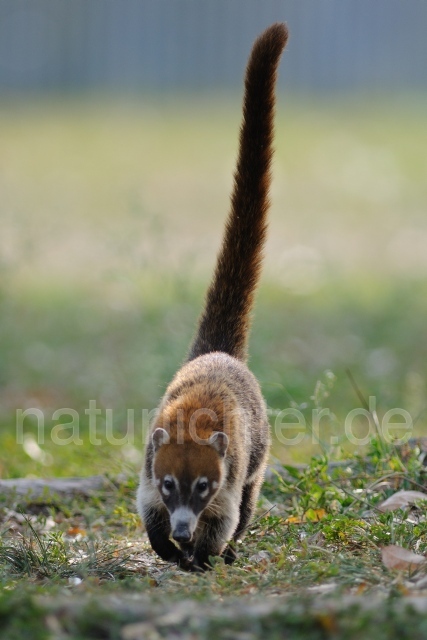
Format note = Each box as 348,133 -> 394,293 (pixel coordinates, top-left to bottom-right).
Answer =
197,480 -> 208,493
163,478 -> 174,491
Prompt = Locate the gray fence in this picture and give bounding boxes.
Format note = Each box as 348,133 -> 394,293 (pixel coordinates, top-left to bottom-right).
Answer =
0,0 -> 426,92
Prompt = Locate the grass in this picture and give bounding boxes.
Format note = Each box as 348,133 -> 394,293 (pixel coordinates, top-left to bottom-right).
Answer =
1,94 -> 427,637
2,441 -> 427,638
3,273 -> 427,477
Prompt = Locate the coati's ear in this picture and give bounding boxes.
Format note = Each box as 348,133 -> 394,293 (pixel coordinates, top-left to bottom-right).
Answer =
208,431 -> 229,457
152,428 -> 170,452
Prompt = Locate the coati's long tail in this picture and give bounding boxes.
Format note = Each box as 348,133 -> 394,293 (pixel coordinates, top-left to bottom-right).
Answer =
188,23 -> 288,362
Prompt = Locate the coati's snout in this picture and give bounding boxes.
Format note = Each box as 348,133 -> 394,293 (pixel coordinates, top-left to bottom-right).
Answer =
170,507 -> 197,543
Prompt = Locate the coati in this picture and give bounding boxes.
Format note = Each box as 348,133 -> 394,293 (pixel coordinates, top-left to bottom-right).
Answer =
137,23 -> 288,571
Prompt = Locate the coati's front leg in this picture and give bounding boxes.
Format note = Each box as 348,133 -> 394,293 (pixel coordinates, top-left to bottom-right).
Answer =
193,480 -> 263,569
234,477 -> 263,540
192,514 -> 237,571
143,505 -> 191,568
222,477 -> 264,564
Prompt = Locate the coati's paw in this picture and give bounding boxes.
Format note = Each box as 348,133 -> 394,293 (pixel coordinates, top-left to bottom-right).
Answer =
191,554 -> 213,572
176,554 -> 206,572
175,544 -> 194,571
177,555 -> 195,571
222,544 -> 237,565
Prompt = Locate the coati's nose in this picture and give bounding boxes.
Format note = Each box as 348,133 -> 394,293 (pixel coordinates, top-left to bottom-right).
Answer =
172,524 -> 192,543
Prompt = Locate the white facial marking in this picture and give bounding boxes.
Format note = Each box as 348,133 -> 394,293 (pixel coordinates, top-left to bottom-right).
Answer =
161,474 -> 177,496
192,476 -> 209,499
199,476 -> 209,499
170,506 -> 197,533
212,481 -> 219,490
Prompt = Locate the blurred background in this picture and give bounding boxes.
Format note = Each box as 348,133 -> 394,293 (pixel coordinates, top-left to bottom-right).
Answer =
1,0 -> 426,477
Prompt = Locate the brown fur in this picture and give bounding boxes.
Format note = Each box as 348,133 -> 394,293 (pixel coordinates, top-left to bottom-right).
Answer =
137,23 -> 288,571
188,23 -> 288,362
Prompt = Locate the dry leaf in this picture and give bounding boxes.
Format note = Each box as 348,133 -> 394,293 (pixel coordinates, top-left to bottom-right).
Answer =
284,515 -> 303,524
315,613 -> 337,633
66,527 -> 87,537
381,544 -> 426,571
379,490 -> 427,512
284,508 -> 327,525
355,582 -> 368,595
304,508 -> 327,522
